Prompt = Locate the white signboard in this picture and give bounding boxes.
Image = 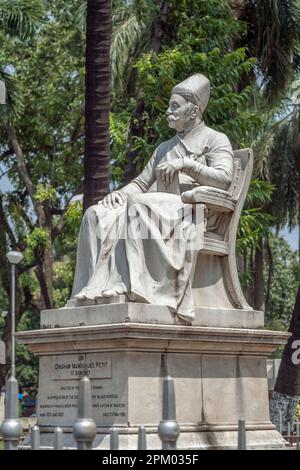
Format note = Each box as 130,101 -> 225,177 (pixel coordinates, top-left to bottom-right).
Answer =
0,341 -> 5,364
0,80 -> 6,104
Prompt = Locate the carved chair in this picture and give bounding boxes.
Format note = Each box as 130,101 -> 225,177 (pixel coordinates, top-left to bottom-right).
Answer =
181,149 -> 253,311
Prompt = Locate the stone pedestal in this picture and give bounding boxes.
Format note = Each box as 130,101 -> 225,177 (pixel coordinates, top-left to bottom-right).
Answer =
17,302 -> 289,449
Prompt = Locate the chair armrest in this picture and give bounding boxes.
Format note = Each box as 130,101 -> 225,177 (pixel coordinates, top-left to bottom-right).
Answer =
181,186 -> 236,212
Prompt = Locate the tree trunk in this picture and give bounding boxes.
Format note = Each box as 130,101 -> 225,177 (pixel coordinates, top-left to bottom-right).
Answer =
254,237 -> 265,311
84,0 -> 112,211
298,191 -> 300,268
270,285 -> 300,430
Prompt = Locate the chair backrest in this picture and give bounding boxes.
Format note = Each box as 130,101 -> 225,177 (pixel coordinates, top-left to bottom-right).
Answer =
192,148 -> 254,311
228,149 -> 253,204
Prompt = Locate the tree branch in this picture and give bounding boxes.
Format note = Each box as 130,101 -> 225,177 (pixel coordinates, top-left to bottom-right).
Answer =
7,192 -> 34,231
0,192 -> 18,247
5,124 -> 36,200
52,182 -> 83,239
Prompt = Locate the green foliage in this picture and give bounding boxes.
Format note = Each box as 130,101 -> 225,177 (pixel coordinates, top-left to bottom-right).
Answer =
264,236 -> 300,330
237,180 -> 275,252
267,113 -> 300,229
0,68 -> 23,119
53,258 -> 74,308
0,1 -> 85,196
0,0 -> 46,118
16,309 -> 39,387
110,111 -> 131,184
26,227 -> 49,261
243,0 -> 300,102
0,0 -> 45,40
74,0 -> 152,97
35,184 -> 57,204
111,7 -> 148,95
65,201 -> 82,230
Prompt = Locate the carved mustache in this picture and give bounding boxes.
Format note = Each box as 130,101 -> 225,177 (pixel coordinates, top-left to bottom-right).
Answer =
167,107 -> 193,121
167,115 -> 179,121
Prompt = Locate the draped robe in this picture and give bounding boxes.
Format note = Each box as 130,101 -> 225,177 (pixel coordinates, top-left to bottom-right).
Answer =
71,122 -> 233,321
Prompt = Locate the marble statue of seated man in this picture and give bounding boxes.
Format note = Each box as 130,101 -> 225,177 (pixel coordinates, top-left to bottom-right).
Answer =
71,73 -> 233,322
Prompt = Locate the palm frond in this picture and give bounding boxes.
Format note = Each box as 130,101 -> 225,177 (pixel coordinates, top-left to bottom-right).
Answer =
72,1 -> 149,94
111,12 -> 148,93
0,67 -> 23,119
0,0 -> 45,40
266,109 -> 300,228
242,0 -> 300,102
73,0 -> 86,32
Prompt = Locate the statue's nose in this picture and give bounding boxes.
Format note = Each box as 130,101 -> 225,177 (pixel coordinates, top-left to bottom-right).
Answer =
166,107 -> 172,115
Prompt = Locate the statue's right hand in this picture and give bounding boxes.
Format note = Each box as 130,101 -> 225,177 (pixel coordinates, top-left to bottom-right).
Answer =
101,190 -> 127,209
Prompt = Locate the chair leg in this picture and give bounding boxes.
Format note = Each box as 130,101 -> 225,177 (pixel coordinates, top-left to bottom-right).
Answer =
221,251 -> 252,310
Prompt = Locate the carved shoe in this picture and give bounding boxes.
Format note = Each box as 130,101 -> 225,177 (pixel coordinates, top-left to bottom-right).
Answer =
74,292 -> 87,300
101,289 -> 119,298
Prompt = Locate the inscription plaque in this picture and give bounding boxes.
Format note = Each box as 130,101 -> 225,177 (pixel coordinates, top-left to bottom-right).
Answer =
48,353 -> 112,379
37,352 -> 128,426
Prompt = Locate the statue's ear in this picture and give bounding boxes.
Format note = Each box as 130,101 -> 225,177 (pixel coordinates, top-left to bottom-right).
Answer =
191,105 -> 199,119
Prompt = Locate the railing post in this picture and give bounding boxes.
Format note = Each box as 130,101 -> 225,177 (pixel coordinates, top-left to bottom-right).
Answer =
31,425 -> 40,450
296,422 -> 300,450
158,376 -> 180,450
73,376 -> 97,450
278,409 -> 283,434
138,426 -> 147,450
287,421 -> 291,445
54,427 -> 64,450
238,418 -> 246,450
0,376 -> 23,450
110,428 -> 119,450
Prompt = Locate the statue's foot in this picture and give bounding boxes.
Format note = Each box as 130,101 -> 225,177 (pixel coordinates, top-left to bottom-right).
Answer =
74,292 -> 87,300
101,289 -> 119,298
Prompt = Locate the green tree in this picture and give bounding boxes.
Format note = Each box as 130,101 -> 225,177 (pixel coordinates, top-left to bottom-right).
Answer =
0,0 -> 46,117
233,0 -> 300,102
264,236 -> 300,330
0,0 -> 84,390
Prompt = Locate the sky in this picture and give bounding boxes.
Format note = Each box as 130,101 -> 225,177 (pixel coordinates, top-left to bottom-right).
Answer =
281,226 -> 299,251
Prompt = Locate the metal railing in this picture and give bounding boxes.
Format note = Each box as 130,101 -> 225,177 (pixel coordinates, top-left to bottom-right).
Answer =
0,374 -> 183,450
278,416 -> 300,449
0,371 -> 251,450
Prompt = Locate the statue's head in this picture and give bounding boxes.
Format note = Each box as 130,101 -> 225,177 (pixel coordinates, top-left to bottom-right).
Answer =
167,73 -> 210,133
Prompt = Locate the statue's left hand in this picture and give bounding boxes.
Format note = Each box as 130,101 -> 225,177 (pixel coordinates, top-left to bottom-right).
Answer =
157,160 -> 184,184
101,190 -> 127,209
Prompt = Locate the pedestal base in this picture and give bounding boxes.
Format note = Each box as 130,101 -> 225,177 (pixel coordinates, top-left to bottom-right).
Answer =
17,303 -> 289,450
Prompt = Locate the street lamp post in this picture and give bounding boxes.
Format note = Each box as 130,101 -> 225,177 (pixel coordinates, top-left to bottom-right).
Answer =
0,251 -> 24,449
6,251 -> 23,378
0,79 -> 6,104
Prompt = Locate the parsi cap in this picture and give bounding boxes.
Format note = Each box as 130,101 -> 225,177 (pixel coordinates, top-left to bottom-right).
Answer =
172,74 -> 211,114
